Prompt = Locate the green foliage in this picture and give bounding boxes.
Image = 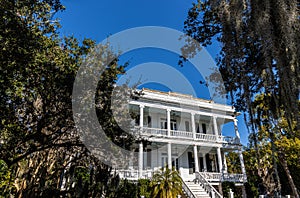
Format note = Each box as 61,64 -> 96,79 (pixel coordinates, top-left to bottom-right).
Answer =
138,179 -> 152,198
183,0 -> 300,131
225,152 -> 241,174
183,2 -> 299,194
0,159 -> 15,197
150,167 -> 182,198
222,181 -> 244,198
0,0 -> 134,197
114,179 -> 138,198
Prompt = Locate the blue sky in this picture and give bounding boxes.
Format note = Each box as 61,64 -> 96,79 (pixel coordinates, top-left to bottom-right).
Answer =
57,0 -> 249,145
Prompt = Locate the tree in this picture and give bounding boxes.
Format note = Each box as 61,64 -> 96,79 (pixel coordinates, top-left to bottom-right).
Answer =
150,167 -> 182,198
251,94 -> 300,196
225,94 -> 300,196
0,0 -> 133,197
183,0 -> 299,130
182,0 -> 299,196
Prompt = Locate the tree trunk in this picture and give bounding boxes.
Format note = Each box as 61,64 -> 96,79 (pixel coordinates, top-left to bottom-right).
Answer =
280,156 -> 299,198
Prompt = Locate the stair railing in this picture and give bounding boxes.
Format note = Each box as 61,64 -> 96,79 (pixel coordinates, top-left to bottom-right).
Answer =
179,176 -> 197,198
195,172 -> 223,198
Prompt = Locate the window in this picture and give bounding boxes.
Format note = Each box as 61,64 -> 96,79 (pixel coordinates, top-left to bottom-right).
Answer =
144,116 -> 151,127
161,119 -> 177,130
146,149 -> 151,168
202,123 -> 207,134
161,154 -> 167,168
135,115 -> 140,126
172,157 -> 179,170
196,123 -> 200,133
185,121 -> 190,132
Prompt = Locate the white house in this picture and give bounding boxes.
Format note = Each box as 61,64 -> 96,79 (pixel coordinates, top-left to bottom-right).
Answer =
117,88 -> 247,197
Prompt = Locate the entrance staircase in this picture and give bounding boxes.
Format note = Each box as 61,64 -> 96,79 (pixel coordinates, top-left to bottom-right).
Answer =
183,181 -> 210,198
181,172 -> 223,198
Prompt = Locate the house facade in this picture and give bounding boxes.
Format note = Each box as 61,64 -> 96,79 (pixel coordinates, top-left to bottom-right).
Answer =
117,89 -> 247,196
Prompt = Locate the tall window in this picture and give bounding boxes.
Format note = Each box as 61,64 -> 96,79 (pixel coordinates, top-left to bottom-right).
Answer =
172,157 -> 179,170
196,123 -> 200,133
144,116 -> 151,127
185,121 -> 190,132
202,123 -> 207,134
146,149 -> 151,168
160,119 -> 177,130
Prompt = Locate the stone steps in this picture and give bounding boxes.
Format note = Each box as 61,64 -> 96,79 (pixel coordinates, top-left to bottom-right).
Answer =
184,181 -> 211,198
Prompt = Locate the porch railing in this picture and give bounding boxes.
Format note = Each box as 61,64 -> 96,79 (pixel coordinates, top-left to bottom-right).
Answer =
171,130 -> 193,138
195,133 -> 219,141
196,172 -> 223,198
133,127 -> 239,145
222,173 -> 245,183
117,169 -> 154,180
117,168 -> 245,183
199,172 -> 245,183
117,169 -> 139,180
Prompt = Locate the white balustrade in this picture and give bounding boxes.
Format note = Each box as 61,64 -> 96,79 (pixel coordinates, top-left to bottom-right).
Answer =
132,126 -> 239,145
117,169 -> 154,180
117,169 -> 139,180
117,168 -> 244,183
195,133 -> 218,142
170,130 -> 193,139
199,172 -> 245,183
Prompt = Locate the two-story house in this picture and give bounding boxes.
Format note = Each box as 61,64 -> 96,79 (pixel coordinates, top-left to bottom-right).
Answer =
117,88 -> 247,197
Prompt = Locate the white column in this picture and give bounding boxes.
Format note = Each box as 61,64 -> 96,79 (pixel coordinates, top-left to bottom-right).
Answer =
167,109 -> 171,136
138,142 -> 143,178
217,147 -> 223,173
139,105 -> 144,128
223,152 -> 228,173
194,145 -> 199,172
238,150 -> 247,182
167,143 -> 172,169
139,105 -> 145,178
234,118 -> 241,141
191,113 -> 196,139
203,153 -> 207,171
213,116 -> 220,140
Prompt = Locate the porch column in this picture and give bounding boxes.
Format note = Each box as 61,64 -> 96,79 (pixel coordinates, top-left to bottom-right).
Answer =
193,145 -> 199,172
191,113 -> 196,139
234,118 -> 241,141
213,116 -> 220,140
138,142 -> 143,178
138,105 -> 144,178
167,109 -> 171,136
167,143 -> 172,168
217,147 -> 223,173
139,105 -> 144,128
238,150 -> 247,182
203,153 -> 207,171
223,152 -> 228,173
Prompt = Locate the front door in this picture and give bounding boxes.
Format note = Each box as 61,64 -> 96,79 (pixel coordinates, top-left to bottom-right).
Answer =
188,152 -> 195,174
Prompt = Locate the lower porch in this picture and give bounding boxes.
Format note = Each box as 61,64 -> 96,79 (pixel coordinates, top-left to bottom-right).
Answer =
116,143 -> 247,184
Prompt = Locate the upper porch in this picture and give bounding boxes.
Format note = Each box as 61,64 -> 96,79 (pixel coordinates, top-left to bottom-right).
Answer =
129,89 -> 242,148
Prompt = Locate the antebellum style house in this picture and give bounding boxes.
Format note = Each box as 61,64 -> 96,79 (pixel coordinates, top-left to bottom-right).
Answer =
118,89 -> 247,197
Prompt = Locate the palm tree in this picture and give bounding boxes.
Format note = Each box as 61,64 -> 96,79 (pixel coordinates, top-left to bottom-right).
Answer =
150,166 -> 182,198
